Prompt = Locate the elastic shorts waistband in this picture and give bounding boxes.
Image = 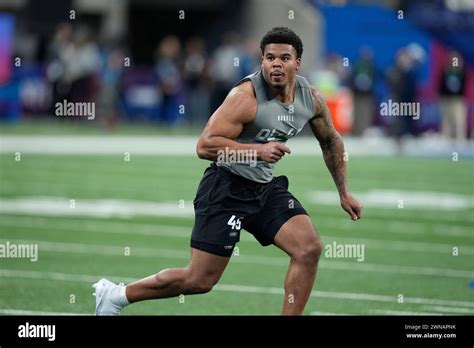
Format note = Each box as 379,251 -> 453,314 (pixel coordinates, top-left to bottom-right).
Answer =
212,163 -> 273,189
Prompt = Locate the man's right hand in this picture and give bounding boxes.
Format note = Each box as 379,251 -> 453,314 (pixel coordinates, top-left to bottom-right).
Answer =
258,142 -> 292,163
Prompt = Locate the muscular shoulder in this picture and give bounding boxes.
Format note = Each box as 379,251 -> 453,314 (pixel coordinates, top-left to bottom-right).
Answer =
234,80 -> 256,97
224,81 -> 257,123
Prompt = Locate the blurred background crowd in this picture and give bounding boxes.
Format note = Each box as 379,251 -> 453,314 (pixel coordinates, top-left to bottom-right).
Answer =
0,0 -> 473,140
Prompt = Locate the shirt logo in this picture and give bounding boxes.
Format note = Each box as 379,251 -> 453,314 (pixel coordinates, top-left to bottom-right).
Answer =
277,115 -> 294,122
255,128 -> 297,142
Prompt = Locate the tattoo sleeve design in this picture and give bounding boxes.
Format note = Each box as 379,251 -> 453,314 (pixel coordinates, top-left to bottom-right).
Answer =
313,92 -> 348,196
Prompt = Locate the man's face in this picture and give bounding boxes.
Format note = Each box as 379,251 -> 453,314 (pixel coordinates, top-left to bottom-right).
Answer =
261,43 -> 301,90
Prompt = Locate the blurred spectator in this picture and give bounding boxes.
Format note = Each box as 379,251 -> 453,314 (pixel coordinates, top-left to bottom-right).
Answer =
46,23 -> 73,112
386,47 -> 421,140
211,32 -> 243,111
155,35 -> 184,124
47,24 -> 101,113
240,37 -> 260,76
325,53 -> 350,87
64,26 -> 101,103
99,46 -> 126,128
350,47 -> 375,136
183,37 -> 211,126
438,50 -> 466,140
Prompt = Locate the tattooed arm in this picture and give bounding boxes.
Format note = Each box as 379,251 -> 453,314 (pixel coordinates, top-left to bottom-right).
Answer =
309,87 -> 362,221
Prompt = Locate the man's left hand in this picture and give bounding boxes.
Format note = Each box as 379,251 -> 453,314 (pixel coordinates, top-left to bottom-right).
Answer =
340,193 -> 363,221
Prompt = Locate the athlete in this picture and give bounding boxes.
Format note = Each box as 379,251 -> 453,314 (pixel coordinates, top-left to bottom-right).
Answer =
93,27 -> 362,315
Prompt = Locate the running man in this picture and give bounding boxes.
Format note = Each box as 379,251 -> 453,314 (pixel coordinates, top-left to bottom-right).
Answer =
93,27 -> 362,315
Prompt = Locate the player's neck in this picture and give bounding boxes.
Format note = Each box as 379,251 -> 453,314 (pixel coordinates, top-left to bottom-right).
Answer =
269,80 -> 296,104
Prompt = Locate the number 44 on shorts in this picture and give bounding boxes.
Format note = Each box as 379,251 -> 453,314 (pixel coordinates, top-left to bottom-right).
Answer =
227,215 -> 241,230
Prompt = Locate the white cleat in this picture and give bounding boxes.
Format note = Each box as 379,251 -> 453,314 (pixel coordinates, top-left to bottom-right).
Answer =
92,278 -> 125,316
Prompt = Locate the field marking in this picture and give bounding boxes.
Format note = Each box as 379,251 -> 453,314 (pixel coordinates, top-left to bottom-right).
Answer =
0,308 -> 88,316
3,191 -> 474,219
420,306 -> 474,314
0,197 -> 194,218
1,214 -> 473,256
0,136 -> 321,155
0,135 -> 198,155
1,269 -> 473,312
1,135 -> 473,158
320,236 -> 474,255
1,238 -> 473,279
0,216 -> 199,241
316,309 -> 447,316
218,283 -> 474,309
318,261 -> 474,278
370,309 -> 445,316
4,160 -> 471,210
1,196 -> 473,238
0,307 -> 448,316
310,311 -> 355,316
322,218 -> 474,239
309,190 -> 474,210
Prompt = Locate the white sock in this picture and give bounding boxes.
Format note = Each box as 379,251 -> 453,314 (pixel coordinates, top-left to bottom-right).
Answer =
110,284 -> 130,308
119,284 -> 130,306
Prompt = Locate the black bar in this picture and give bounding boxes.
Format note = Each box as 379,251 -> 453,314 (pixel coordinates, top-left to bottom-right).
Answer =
0,315 -> 473,346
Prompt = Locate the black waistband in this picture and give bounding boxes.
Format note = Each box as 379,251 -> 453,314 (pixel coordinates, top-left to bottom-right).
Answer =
211,163 -> 272,190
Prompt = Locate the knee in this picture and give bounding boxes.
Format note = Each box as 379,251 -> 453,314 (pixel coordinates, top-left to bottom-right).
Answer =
294,236 -> 323,265
186,275 -> 217,295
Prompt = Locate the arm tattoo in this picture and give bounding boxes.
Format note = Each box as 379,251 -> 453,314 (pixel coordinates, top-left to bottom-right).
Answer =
313,92 -> 348,196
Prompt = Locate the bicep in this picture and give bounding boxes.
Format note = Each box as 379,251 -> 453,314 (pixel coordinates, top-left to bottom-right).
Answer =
201,90 -> 255,140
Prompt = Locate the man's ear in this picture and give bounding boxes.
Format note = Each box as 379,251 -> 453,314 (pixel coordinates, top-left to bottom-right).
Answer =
295,57 -> 301,71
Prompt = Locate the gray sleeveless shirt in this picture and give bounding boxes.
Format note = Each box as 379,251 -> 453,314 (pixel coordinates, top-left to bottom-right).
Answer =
217,70 -> 315,183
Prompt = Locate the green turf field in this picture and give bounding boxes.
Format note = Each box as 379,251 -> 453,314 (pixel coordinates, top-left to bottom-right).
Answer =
0,152 -> 473,315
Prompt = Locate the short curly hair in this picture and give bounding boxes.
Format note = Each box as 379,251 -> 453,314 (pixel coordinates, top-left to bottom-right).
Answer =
260,27 -> 303,59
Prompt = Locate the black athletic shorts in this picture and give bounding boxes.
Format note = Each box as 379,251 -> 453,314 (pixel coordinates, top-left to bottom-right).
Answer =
191,163 -> 308,257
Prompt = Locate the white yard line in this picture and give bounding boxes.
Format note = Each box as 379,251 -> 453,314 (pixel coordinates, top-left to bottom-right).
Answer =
0,238 -> 473,279
370,309 -> 444,316
0,308 -> 88,316
310,311 -> 356,316
8,171 -> 448,200
309,190 -> 474,210
322,218 -> 474,239
1,269 -> 473,312
320,236 -> 474,255
1,135 -> 472,157
420,306 -> 474,314
319,261 -> 474,278
1,196 -> 473,236
0,197 -> 194,218
0,136 -> 321,155
0,136 -> 198,155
